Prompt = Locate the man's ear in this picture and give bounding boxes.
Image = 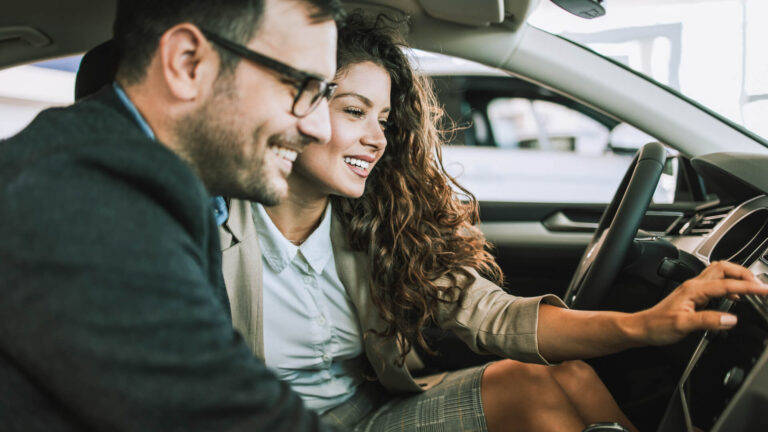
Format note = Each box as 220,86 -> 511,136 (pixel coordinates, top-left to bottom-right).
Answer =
157,24 -> 220,101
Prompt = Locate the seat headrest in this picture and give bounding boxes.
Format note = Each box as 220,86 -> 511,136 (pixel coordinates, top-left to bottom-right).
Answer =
74,40 -> 117,101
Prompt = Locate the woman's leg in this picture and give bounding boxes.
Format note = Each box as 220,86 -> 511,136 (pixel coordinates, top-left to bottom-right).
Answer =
481,359 -> 587,431
550,361 -> 637,432
481,360 -> 637,432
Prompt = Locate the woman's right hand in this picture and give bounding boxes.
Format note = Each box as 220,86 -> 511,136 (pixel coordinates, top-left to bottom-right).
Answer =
631,260 -> 768,347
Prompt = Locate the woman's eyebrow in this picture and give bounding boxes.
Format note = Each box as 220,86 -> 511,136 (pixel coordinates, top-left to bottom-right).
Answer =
335,92 -> 374,107
335,93 -> 391,113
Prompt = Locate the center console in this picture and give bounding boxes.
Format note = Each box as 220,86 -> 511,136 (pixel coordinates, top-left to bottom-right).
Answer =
657,275 -> 768,431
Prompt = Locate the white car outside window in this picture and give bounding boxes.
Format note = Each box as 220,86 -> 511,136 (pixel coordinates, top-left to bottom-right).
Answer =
412,50 -> 673,204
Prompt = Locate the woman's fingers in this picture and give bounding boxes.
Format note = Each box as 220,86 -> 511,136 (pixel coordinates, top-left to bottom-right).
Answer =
683,278 -> 768,302
683,310 -> 738,332
642,263 -> 766,345
678,261 -> 766,306
698,260 -> 757,281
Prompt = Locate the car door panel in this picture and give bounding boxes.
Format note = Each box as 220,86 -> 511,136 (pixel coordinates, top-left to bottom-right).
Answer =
479,201 -> 604,298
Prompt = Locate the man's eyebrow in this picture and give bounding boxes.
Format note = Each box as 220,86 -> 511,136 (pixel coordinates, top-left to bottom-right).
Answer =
334,93 -> 391,113
308,70 -> 334,81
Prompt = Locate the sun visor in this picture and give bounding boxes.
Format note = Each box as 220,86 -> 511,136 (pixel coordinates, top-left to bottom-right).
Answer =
418,0 -> 537,28
419,0 -> 503,26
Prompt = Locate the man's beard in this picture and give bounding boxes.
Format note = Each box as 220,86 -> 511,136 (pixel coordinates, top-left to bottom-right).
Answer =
173,83 -> 283,205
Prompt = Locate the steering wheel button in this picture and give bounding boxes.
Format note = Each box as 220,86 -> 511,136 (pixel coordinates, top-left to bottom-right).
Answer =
723,366 -> 745,390
757,273 -> 768,285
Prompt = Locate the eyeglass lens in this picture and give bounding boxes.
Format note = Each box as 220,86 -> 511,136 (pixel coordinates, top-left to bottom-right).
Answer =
293,79 -> 327,117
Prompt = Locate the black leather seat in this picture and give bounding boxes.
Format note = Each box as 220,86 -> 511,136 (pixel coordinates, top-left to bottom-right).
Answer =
74,40 -> 116,101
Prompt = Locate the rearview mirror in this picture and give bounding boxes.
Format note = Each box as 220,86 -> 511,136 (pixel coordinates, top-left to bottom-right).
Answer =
551,0 -> 605,19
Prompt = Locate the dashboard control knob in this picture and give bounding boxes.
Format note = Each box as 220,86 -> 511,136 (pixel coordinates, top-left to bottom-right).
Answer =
658,258 -> 697,282
723,366 -> 745,390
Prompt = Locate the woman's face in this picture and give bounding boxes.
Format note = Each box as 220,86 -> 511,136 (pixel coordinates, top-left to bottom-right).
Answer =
290,61 -> 390,199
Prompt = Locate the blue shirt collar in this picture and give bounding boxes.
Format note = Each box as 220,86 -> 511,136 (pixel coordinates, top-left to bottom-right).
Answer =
113,82 -> 156,141
211,196 -> 229,226
113,82 -> 228,225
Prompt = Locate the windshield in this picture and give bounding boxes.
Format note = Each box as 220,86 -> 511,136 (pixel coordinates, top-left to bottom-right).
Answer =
529,0 -> 768,141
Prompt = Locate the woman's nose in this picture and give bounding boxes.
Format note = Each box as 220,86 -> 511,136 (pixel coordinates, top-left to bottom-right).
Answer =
363,119 -> 387,149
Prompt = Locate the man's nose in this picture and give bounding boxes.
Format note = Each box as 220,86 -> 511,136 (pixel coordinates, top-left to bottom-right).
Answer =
297,99 -> 331,146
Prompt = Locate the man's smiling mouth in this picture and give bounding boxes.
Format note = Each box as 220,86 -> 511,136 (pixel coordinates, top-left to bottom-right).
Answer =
269,145 -> 298,162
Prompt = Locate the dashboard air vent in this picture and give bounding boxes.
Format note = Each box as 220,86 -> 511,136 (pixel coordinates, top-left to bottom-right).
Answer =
681,206 -> 734,235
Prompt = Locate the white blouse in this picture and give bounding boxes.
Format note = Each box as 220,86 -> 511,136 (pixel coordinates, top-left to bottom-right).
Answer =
253,202 -> 365,413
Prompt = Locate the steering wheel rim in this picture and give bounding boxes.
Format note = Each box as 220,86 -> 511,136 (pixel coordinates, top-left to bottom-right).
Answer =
564,142 -> 667,310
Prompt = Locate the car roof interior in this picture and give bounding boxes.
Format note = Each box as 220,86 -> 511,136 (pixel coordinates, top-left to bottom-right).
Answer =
0,0 -> 535,70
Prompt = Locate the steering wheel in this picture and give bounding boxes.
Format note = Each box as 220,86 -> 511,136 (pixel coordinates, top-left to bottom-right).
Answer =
564,142 -> 667,310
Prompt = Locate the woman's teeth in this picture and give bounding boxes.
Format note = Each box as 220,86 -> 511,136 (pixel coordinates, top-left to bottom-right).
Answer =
270,146 -> 297,162
344,157 -> 370,170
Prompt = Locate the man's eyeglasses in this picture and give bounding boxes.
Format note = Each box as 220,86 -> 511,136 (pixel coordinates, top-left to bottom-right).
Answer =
201,29 -> 337,118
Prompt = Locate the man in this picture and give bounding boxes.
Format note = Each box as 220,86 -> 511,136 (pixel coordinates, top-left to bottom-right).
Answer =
0,0 -> 343,430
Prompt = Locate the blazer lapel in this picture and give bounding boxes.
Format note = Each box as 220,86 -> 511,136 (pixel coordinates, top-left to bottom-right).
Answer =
220,199 -> 265,360
330,215 -> 422,393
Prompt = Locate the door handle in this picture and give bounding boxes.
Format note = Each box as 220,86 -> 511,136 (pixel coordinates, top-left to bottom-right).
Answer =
542,211 -> 598,233
0,26 -> 51,48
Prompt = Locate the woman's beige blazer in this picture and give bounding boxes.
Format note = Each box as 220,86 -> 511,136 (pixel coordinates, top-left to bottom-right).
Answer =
219,199 -> 566,393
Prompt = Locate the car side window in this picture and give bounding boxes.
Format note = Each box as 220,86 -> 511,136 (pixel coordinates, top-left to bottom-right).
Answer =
0,56 -> 80,139
432,74 -> 672,204
487,98 -> 609,153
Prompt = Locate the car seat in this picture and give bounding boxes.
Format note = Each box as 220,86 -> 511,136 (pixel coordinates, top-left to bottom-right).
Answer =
74,39 -> 115,101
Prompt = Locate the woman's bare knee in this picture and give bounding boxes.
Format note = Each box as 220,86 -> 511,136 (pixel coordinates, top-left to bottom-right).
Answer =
551,360 -> 599,387
549,361 -> 637,432
481,360 -> 585,431
483,360 -> 553,392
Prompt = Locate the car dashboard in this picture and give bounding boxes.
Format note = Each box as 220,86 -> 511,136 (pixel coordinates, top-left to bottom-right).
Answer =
655,152 -> 768,431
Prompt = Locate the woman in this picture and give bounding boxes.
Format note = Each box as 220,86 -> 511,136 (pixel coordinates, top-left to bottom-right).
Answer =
219,12 -> 762,431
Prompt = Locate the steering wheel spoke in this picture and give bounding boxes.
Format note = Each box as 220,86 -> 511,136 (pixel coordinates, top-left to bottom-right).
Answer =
564,142 -> 667,310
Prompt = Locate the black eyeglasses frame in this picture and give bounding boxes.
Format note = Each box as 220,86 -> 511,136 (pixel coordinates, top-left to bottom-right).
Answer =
200,29 -> 337,117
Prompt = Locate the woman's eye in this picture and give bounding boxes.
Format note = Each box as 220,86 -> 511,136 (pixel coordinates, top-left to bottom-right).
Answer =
343,107 -> 365,117
379,119 -> 390,131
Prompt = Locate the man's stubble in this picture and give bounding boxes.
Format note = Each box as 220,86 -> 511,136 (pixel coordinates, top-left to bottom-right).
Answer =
174,76 -> 285,205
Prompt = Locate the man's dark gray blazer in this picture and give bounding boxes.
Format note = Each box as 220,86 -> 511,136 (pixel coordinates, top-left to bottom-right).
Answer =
0,87 -> 328,431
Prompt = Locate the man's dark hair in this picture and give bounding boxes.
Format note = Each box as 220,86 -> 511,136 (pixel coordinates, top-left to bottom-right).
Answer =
113,0 -> 345,85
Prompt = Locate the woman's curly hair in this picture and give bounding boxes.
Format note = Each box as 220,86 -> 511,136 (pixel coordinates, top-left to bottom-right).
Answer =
331,11 -> 504,365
